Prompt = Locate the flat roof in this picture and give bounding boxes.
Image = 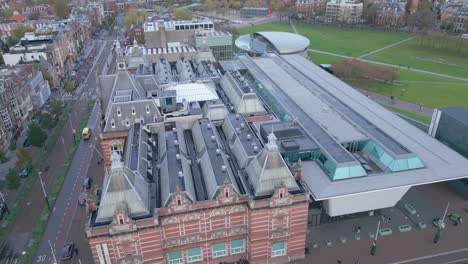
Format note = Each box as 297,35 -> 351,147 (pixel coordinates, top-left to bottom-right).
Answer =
236,53 -> 468,198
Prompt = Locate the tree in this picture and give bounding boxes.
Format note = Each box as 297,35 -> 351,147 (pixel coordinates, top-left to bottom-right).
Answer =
11,25 -> 34,40
123,8 -> 146,28
416,0 -> 436,31
50,98 -> 63,116
204,0 -> 216,10
16,147 -> 32,169
27,123 -> 46,147
41,112 -> 55,129
40,69 -> 54,87
0,53 -> 4,66
362,2 -> 379,24
28,11 -> 40,20
54,0 -> 69,19
64,80 -> 75,93
0,148 -> 8,163
6,169 -> 20,189
174,8 -> 193,20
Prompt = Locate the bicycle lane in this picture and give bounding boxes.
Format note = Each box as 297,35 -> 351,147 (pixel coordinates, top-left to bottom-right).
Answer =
34,101 -> 100,264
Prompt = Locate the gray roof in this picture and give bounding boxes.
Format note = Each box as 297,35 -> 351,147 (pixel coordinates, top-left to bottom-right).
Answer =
380,2 -> 404,12
245,132 -> 299,196
191,119 -> 239,199
158,123 -> 197,207
439,106 -> 468,125
96,152 -> 150,223
236,53 -> 468,199
254,32 -> 310,54
104,99 -> 162,132
259,121 -> 319,154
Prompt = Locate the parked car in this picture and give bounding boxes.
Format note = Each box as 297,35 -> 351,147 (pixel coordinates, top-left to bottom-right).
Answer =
19,168 -> 32,178
61,242 -> 75,260
78,192 -> 86,206
448,214 -> 463,225
84,177 -> 93,189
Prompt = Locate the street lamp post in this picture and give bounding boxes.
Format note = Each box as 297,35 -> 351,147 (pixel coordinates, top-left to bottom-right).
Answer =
434,202 -> 450,244
69,113 -> 76,145
38,172 -> 51,211
370,220 -> 381,256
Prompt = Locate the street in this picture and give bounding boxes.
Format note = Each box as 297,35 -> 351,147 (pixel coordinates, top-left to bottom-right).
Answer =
33,34 -> 115,264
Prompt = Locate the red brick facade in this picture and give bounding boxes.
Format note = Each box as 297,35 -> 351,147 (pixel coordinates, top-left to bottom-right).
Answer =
100,130 -> 129,167
87,186 -> 309,264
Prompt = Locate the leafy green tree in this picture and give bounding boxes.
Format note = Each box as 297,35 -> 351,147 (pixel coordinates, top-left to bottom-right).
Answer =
123,8 -> 146,27
11,26 -> 34,40
64,80 -> 75,93
174,8 -> 193,20
50,98 -> 63,116
41,112 -> 55,129
0,149 -> 8,163
27,123 -> 46,147
54,0 -> 69,19
6,169 -> 20,189
16,147 -> 32,169
41,69 -> 53,87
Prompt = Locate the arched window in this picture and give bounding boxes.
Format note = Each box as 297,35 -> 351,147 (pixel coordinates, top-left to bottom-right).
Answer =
117,108 -> 121,116
279,189 -> 285,199
224,187 -> 230,198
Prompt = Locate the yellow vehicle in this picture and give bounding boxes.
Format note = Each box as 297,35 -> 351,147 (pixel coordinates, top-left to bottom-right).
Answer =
82,127 -> 91,140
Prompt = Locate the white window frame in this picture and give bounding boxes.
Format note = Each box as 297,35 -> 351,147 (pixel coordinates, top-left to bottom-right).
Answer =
212,243 -> 226,258
230,240 -> 245,255
168,252 -> 184,264
187,247 -> 202,263
272,242 -> 286,257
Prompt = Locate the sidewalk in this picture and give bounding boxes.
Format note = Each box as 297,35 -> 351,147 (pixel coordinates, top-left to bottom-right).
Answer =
357,89 -> 433,116
2,39 -> 104,255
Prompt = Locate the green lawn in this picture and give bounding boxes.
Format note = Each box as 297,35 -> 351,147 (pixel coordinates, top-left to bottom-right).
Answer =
239,22 -> 412,57
366,38 -> 468,78
309,52 -> 345,65
383,105 -> 432,124
348,79 -> 468,108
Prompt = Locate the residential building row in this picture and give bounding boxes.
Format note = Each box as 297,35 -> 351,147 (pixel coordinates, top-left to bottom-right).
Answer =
0,64 -> 51,151
441,3 -> 468,33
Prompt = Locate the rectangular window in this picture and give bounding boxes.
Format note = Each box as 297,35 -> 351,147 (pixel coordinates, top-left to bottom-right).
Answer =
272,242 -> 286,257
187,247 -> 202,263
168,251 -> 183,264
212,242 -> 226,258
231,239 -> 245,255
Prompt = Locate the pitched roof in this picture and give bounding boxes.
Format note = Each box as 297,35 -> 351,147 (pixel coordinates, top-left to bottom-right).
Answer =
9,13 -> 28,22
245,132 -> 299,196
96,152 -> 150,223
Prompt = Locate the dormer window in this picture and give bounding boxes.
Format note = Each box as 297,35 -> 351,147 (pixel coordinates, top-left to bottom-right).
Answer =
117,214 -> 124,225
131,106 -> 136,115
125,120 -> 130,127
176,195 -> 182,206
224,187 -> 230,198
117,108 -> 121,116
146,105 -> 150,114
279,189 -> 285,199
111,118 -> 115,128
140,119 -> 144,125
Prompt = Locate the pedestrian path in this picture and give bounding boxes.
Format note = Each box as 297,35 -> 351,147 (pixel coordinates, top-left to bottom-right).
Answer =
308,49 -> 468,82
357,36 -> 415,59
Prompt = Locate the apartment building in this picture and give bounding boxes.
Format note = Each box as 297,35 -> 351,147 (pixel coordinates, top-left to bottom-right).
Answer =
325,0 -> 363,23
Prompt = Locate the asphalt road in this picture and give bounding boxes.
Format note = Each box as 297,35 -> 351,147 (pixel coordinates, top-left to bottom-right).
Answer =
33,36 -> 114,264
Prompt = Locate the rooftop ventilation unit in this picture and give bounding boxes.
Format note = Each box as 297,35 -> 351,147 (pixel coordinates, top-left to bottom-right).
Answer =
221,165 -> 227,172
216,149 -> 221,155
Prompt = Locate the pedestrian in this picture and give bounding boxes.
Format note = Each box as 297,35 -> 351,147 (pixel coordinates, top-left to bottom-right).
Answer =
387,217 -> 391,224
337,260 -> 342,264
74,247 -> 79,255
357,226 -> 361,235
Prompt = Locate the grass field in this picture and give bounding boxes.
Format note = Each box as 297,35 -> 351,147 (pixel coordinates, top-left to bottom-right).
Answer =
383,105 -> 432,124
241,23 -> 468,108
239,22 -> 412,57
366,39 -> 468,78
307,51 -> 468,108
